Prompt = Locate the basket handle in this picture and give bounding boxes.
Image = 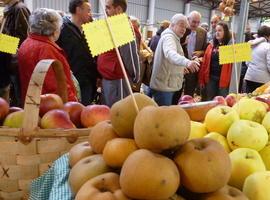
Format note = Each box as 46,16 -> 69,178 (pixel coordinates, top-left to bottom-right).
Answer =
22,59 -> 68,135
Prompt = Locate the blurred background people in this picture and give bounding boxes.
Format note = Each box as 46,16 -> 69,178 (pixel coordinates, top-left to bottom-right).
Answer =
207,15 -> 221,43
18,8 -> 77,103
200,22 -> 209,32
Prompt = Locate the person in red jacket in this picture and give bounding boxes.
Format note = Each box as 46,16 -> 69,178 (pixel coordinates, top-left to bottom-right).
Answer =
18,8 -> 78,103
199,21 -> 232,101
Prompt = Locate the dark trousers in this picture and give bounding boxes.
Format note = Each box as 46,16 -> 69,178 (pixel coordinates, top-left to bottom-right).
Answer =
245,80 -> 264,93
184,72 -> 199,96
80,82 -> 97,106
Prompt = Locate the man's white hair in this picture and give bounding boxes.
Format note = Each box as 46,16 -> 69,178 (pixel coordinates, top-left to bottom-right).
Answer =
170,13 -> 188,27
188,11 -> 201,19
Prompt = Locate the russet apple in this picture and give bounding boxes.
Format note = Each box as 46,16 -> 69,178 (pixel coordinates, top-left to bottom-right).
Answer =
134,105 -> 190,152
39,93 -> 63,117
243,171 -> 270,200
3,110 -> 24,128
233,98 -> 267,123
189,121 -> 208,140
69,141 -> 94,167
120,149 -> 180,200
259,141 -> 270,170
40,109 -> 75,129
204,132 -> 231,153
75,172 -> 130,200
63,101 -> 85,128
227,120 -> 268,151
174,138 -> 232,193
81,105 -> 110,128
229,148 -> 266,190
69,154 -> 111,194
0,97 -> 9,121
213,96 -> 227,106
204,105 -> 239,136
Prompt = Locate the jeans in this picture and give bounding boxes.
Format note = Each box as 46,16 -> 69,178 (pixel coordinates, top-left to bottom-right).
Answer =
151,89 -> 174,106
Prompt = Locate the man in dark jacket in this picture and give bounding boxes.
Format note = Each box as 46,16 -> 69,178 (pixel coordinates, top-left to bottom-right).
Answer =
0,0 -> 30,105
57,0 -> 98,105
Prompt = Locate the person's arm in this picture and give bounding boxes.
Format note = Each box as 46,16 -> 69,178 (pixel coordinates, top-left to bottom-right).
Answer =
266,46 -> 270,73
15,7 -> 30,45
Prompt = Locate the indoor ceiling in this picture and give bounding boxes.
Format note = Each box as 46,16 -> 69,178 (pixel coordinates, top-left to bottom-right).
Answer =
186,0 -> 270,18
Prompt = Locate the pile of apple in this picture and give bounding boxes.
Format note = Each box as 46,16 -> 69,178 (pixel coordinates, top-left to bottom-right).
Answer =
68,93 -> 254,200
0,94 -> 111,129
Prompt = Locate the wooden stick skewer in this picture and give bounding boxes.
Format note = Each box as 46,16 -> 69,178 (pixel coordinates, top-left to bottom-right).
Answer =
99,1 -> 139,113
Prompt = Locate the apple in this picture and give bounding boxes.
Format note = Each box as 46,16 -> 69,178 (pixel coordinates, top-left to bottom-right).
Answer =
243,171 -> 270,200
204,132 -> 231,153
259,141 -> 270,170
3,110 -> 24,128
40,109 -> 75,129
255,96 -> 270,111
261,111 -> 270,135
39,93 -> 64,117
189,121 -> 208,139
174,138 -> 232,193
178,100 -> 190,105
0,97 -> 9,121
81,105 -> 110,128
69,141 -> 94,167
204,105 -> 239,136
179,95 -> 194,102
63,101 -> 85,128
225,94 -> 238,107
213,96 -> 227,106
69,154 -> 111,194
233,98 -> 267,123
229,148 -> 266,190
8,106 -> 23,114
227,120 -> 268,151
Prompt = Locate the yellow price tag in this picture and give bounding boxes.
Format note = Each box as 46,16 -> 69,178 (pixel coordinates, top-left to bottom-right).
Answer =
219,42 -> 252,65
0,34 -> 20,54
82,13 -> 134,57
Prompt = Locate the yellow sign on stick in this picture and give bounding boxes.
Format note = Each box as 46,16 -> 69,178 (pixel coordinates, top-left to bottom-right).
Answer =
82,13 -> 134,57
219,42 -> 252,65
0,34 -> 20,54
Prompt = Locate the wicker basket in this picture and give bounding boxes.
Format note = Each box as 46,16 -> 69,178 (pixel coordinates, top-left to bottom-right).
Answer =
0,59 -> 90,200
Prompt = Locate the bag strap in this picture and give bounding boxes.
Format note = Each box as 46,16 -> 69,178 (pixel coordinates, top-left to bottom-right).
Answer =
0,17 -> 6,33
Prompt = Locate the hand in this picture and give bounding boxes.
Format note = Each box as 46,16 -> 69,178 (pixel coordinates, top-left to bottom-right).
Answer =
184,67 -> 189,74
187,61 -> 200,73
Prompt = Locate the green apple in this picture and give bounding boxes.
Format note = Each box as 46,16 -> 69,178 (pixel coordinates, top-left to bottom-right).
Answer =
233,98 -> 267,123
204,132 -> 231,153
243,171 -> 270,200
259,141 -> 270,170
227,120 -> 268,151
3,110 -> 24,128
229,148 -> 266,190
261,112 -> 270,136
204,105 -> 239,136
189,121 -> 208,140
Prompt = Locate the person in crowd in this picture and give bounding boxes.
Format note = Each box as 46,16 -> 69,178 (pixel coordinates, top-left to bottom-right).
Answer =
200,22 -> 209,32
207,15 -> 221,43
0,0 -> 30,106
244,25 -> 270,93
150,14 -> 200,106
57,0 -> 99,105
173,11 -> 207,104
18,8 -> 77,103
199,21 -> 232,100
97,0 -> 140,107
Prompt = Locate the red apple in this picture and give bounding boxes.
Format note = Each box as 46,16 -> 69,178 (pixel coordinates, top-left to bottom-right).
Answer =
8,106 -> 23,114
255,97 -> 270,111
213,96 -> 227,106
63,102 -> 85,128
180,95 -> 194,102
0,97 -> 9,121
81,105 -> 110,128
41,109 -> 75,129
225,94 -> 237,107
178,100 -> 191,105
39,94 -> 64,117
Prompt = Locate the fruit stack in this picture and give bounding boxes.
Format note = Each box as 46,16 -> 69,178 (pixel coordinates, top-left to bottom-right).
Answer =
68,93 -> 266,200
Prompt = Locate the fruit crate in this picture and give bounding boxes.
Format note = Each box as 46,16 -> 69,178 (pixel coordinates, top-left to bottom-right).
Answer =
0,59 -> 90,200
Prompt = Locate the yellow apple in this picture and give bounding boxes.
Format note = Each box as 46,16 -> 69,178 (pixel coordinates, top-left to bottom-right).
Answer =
189,121 -> 208,140
243,171 -> 270,200
227,120 -> 268,151
229,148 -> 266,190
233,98 -> 267,123
259,141 -> 270,170
204,132 -> 231,153
204,105 -> 239,136
261,112 -> 270,136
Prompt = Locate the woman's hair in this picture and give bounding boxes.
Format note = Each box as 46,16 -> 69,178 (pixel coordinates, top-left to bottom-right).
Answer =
257,25 -> 270,38
29,8 -> 62,36
213,21 -> 231,46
